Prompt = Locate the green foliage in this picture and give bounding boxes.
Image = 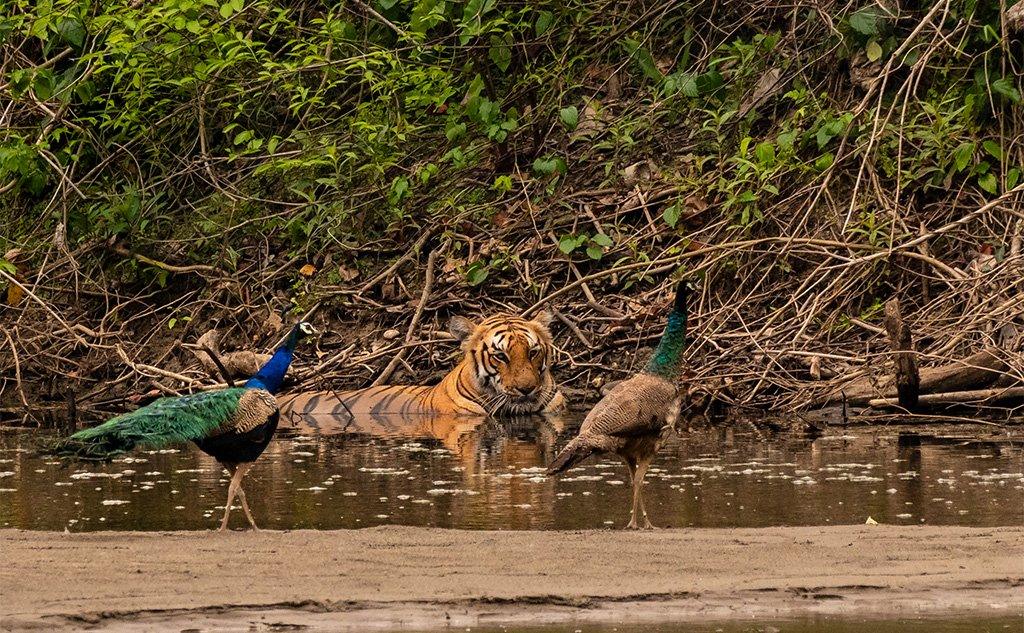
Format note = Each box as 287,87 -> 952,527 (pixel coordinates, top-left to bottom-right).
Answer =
559,232 -> 613,260
0,0 -> 1017,278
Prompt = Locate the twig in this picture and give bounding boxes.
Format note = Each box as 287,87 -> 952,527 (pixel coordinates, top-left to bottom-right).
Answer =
0,268 -> 89,347
110,244 -> 224,276
372,241 -> 445,386
552,308 -> 592,347
2,328 -> 30,413
115,345 -> 202,387
348,0 -> 408,37
354,229 -> 434,295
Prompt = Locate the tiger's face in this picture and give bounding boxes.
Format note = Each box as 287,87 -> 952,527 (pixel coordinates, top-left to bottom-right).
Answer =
450,312 -> 560,416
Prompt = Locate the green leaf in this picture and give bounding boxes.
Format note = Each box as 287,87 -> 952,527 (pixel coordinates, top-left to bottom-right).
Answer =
533,156 -> 566,177
233,130 -> 253,146
865,40 -> 882,62
662,202 -> 681,228
535,10 -> 553,37
466,262 -> 489,286
978,172 -> 998,194
982,140 -> 1003,162
623,37 -> 662,82
559,106 -> 578,131
776,130 -> 797,152
56,18 -> 85,47
586,245 -> 603,260
953,142 -> 975,173
754,142 -> 776,166
1007,168 -> 1021,190
814,152 -> 835,171
991,78 -> 1021,103
591,233 -> 612,247
558,235 -> 579,254
849,7 -> 882,35
445,122 -> 467,142
32,70 -> 55,100
678,74 -> 698,97
489,34 -> 511,73
695,70 -> 723,94
475,99 -> 498,124
388,176 -> 410,205
220,2 -> 234,18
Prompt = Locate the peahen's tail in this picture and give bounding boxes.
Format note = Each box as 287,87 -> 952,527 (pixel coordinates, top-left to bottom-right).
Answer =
643,280 -> 690,378
45,389 -> 243,460
546,437 -> 595,476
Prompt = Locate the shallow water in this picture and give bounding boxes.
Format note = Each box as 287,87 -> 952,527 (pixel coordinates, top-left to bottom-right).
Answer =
400,614 -> 1021,633
0,414 -> 1021,531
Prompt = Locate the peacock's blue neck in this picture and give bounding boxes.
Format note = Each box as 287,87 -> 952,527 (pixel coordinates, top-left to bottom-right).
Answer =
245,328 -> 299,393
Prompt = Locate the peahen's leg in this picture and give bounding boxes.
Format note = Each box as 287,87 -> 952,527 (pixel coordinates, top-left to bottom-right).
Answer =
622,456 -> 641,529
234,463 -> 259,530
634,457 -> 655,530
218,463 -> 241,531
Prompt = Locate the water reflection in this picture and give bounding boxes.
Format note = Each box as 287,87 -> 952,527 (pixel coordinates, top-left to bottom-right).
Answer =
0,415 -> 1020,532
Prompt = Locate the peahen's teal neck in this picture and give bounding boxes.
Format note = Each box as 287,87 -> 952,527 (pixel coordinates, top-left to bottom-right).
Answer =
245,326 -> 302,393
643,282 -> 689,379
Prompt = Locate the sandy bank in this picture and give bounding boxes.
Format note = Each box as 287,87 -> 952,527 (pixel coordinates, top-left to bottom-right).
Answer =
1,525 -> 1021,631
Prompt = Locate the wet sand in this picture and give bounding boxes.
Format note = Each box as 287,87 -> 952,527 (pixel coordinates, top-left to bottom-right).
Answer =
1,525 -> 1021,631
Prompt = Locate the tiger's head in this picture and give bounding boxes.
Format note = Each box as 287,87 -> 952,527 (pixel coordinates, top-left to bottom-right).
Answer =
449,312 -> 562,416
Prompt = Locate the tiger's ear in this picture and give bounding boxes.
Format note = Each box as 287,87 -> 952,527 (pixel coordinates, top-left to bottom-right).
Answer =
449,316 -> 477,342
531,310 -> 554,329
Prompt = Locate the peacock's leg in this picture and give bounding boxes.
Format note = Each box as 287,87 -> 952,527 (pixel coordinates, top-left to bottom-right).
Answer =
234,463 -> 259,530
218,463 -> 241,531
634,458 -> 655,530
622,455 -> 640,529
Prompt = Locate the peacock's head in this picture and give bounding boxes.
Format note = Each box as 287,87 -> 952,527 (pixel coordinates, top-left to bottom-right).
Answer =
295,321 -> 317,339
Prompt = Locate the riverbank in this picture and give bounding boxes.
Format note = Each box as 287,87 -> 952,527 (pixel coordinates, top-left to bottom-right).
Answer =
1,525 -> 1021,631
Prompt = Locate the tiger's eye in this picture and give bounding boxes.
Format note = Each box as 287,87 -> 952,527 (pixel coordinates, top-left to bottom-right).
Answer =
492,350 -> 509,363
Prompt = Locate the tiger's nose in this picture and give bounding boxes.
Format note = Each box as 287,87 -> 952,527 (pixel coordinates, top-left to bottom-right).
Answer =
513,385 -> 539,397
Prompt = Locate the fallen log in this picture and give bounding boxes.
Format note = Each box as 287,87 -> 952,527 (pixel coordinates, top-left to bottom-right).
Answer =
190,330 -> 272,379
868,387 -> 1024,408
820,347 -> 1009,407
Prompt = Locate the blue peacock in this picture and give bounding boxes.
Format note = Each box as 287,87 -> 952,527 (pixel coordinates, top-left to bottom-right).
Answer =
50,321 -> 316,530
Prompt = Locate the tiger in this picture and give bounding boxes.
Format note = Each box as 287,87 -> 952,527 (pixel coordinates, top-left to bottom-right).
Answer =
278,311 -> 566,431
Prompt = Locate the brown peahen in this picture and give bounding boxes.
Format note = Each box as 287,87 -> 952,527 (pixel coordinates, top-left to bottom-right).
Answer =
48,322 -> 316,531
547,282 -> 689,529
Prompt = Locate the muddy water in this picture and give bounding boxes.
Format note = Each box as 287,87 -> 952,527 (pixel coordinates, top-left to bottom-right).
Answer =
403,615 -> 1021,633
0,414 -> 1021,531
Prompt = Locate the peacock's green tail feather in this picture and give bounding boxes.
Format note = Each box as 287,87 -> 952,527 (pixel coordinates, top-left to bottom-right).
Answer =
47,388 -> 251,460
644,281 -> 689,379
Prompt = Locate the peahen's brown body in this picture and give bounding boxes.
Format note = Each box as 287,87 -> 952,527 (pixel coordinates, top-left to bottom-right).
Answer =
548,282 -> 689,529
